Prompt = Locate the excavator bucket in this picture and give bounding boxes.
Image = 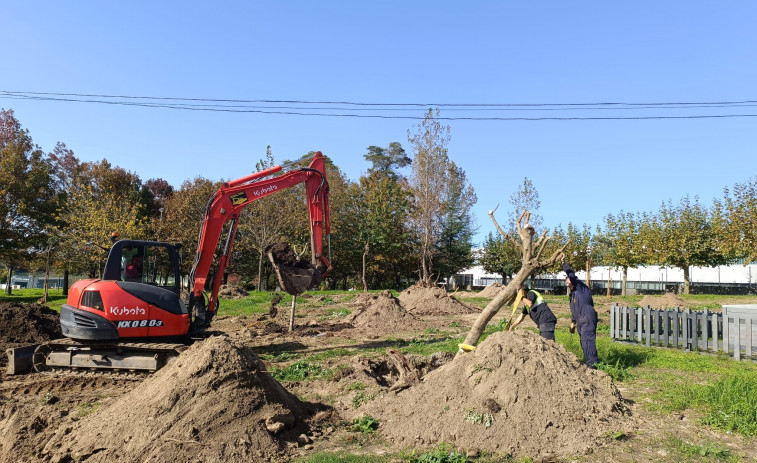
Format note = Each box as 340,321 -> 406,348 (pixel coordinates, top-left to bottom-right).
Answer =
266,243 -> 322,295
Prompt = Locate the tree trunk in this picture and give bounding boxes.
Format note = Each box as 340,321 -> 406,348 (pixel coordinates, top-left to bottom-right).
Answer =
585,261 -> 591,287
42,252 -> 52,303
6,266 -> 13,295
257,250 -> 264,291
362,240 -> 369,293
621,266 -> 628,296
683,266 -> 691,294
63,267 -> 69,296
606,270 -> 611,297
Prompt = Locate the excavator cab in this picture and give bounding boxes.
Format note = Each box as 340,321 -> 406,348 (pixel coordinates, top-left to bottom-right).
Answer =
104,240 -> 182,296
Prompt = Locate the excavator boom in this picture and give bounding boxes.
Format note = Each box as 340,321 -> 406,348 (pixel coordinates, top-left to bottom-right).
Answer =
187,151 -> 331,327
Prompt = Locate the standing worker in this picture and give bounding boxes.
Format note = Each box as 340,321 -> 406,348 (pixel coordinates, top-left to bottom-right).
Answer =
509,284 -> 558,341
563,261 -> 599,368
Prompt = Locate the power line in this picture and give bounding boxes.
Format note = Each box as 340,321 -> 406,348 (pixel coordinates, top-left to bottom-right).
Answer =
2,90 -> 757,121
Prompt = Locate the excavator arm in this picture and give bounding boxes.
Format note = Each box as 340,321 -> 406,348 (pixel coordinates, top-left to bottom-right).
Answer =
188,151 -> 331,327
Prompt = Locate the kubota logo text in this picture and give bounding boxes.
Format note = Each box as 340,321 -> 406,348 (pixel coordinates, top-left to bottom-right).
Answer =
254,185 -> 277,196
110,306 -> 146,316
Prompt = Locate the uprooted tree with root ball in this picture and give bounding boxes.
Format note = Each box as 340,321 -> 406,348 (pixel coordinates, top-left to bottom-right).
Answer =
458,209 -> 566,356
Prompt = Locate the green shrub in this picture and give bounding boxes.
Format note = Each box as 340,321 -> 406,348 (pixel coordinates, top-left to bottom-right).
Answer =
349,415 -> 379,433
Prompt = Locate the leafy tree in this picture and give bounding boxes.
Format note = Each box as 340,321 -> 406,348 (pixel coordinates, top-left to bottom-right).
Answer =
63,187 -> 146,278
357,169 -> 413,290
712,177 -> 757,264
162,177 -> 220,278
364,142 -> 411,177
318,155 -> 363,290
604,211 -> 645,295
433,161 -> 476,283
480,231 -> 520,283
562,223 -> 598,285
650,196 -> 727,294
508,178 -> 543,232
407,108 -> 475,286
0,109 -> 62,293
144,178 -> 174,240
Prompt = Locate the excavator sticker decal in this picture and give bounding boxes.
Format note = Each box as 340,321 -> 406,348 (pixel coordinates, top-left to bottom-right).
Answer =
229,192 -> 249,206
117,319 -> 165,328
110,306 -> 147,316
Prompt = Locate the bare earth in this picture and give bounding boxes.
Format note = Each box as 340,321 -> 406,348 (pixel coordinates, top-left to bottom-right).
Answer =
1,289 -> 756,462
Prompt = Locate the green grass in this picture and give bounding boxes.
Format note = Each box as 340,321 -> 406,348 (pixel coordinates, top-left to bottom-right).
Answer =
664,436 -> 740,462
0,288 -> 67,311
75,399 -> 101,417
297,452 -> 390,463
310,348 -> 354,361
402,443 -> 469,463
698,371 -> 757,436
269,360 -> 332,382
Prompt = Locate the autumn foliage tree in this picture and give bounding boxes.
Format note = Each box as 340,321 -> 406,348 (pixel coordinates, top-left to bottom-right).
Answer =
712,176 -> 757,264
649,196 -> 727,294
0,109 -> 63,293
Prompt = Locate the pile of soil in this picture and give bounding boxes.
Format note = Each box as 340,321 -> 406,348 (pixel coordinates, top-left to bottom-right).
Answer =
348,291 -> 425,332
41,335 -> 325,463
0,302 -> 62,367
477,283 -> 504,298
356,330 -> 627,459
218,285 -> 250,299
637,293 -> 689,309
0,302 -> 62,345
398,285 -> 477,316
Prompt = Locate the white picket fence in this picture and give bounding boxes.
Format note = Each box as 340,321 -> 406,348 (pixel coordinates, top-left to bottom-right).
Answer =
609,303 -> 757,361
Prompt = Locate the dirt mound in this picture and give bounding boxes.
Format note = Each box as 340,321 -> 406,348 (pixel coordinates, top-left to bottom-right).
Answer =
357,331 -> 627,459
638,293 -> 689,309
398,285 -> 477,316
0,302 -> 62,367
477,283 -> 504,298
0,302 -> 62,345
41,335 -> 324,463
348,291 -> 421,330
218,285 -> 249,299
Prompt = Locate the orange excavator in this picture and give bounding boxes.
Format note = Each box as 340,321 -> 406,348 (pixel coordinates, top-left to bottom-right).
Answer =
29,151 -> 331,373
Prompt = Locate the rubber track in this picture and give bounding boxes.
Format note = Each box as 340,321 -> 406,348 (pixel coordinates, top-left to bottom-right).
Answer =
34,338 -> 189,374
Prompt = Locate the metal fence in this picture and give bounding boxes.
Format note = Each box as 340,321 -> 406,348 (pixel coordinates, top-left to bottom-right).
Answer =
609,303 -> 757,361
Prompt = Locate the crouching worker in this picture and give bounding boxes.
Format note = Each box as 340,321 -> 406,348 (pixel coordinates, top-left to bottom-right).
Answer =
508,284 -> 558,341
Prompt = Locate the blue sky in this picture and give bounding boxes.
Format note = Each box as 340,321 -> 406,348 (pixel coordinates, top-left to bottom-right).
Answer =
3,2 -> 756,245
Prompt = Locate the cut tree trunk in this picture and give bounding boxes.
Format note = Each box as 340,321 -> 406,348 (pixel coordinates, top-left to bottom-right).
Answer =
457,209 -> 566,357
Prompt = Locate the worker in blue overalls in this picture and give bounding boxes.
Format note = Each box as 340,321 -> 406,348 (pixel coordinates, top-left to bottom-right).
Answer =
509,284 -> 558,341
564,261 -> 599,368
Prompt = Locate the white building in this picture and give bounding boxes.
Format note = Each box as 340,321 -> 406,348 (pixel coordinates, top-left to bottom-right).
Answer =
452,262 -> 757,294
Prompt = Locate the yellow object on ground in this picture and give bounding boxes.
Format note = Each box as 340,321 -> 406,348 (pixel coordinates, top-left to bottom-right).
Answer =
458,343 -> 476,352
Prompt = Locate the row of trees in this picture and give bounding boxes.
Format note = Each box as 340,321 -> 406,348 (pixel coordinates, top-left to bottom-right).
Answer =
481,181 -> 757,294
0,108 -> 477,294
